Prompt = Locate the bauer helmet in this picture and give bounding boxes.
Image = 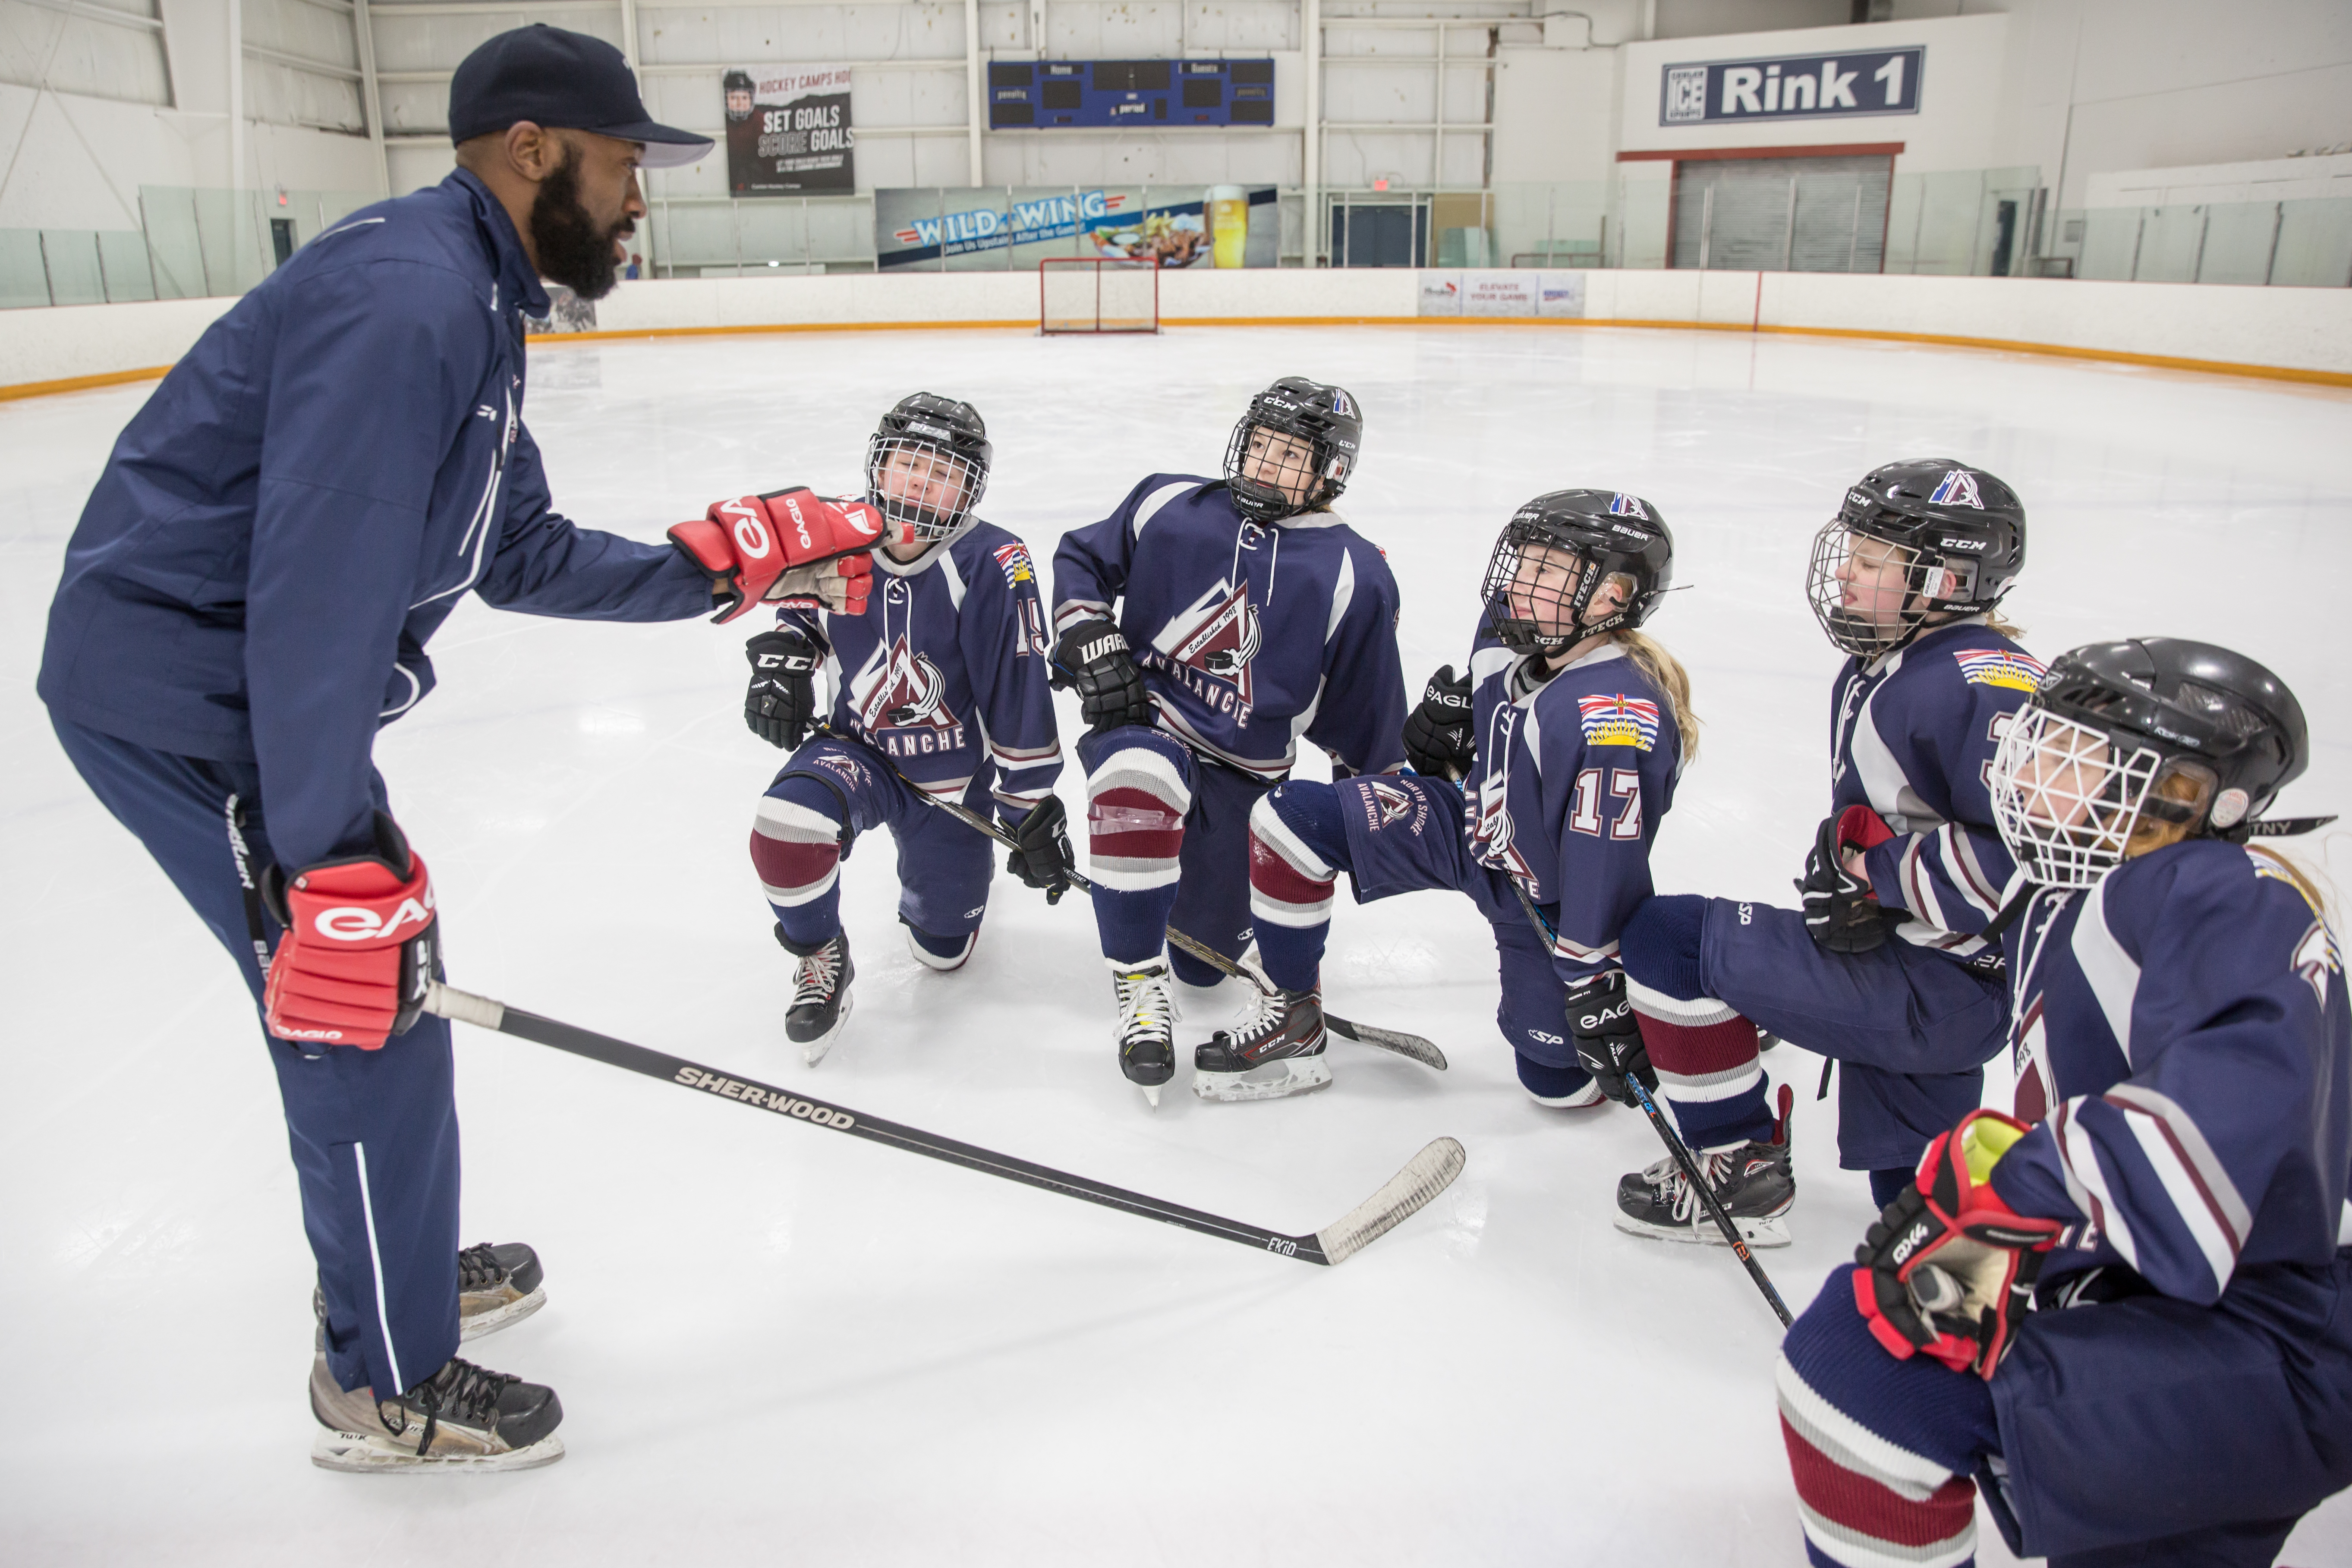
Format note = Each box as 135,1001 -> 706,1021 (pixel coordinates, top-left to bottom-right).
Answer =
1988,637 -> 2330,890
1479,490 -> 1674,658
1806,459 -> 2025,659
865,392 -> 991,542
1222,376 -> 1363,524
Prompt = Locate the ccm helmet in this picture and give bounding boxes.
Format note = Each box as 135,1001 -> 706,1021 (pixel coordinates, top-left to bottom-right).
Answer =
1806,459 -> 2025,658
1988,637 -> 2329,889
865,392 -> 991,542
1480,490 -> 1674,657
1222,376 -> 1363,523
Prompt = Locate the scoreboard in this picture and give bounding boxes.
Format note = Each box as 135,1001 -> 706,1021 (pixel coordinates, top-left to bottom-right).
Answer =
987,59 -> 1275,129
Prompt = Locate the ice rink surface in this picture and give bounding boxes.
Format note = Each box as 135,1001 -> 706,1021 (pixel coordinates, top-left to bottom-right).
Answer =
5,321 -> 2350,1566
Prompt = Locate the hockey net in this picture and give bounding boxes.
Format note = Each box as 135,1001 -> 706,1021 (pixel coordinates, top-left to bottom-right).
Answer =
1040,257 -> 1160,335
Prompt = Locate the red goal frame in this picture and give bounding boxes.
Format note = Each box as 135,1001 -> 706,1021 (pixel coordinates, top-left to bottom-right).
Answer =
1039,257 -> 1161,335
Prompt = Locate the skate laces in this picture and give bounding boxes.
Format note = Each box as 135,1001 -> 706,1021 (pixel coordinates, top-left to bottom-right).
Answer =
399,1357 -> 516,1454
794,939 -> 845,1005
457,1243 -> 505,1291
1114,966 -> 1174,1042
1660,1148 -> 1735,1227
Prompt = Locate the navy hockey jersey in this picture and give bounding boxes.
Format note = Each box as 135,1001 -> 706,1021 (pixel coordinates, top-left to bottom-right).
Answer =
1831,617 -> 2043,963
1990,841 -> 2350,1304
779,520 -> 1061,814
1052,475 -> 1407,781
1466,632 -> 1684,986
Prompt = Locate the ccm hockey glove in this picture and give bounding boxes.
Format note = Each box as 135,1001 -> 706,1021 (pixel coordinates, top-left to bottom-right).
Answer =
1800,805 -> 1899,954
670,488 -> 885,624
1854,1109 -> 2064,1380
1003,796 -> 1077,905
259,813 -> 437,1050
744,626 -> 824,749
1401,664 -> 1475,781
1567,970 -> 1654,1106
1049,618 -> 1152,732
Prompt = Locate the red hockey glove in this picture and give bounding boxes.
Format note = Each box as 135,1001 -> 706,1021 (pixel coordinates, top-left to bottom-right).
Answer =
1853,1109 -> 2063,1379
260,815 -> 438,1051
669,488 -> 888,624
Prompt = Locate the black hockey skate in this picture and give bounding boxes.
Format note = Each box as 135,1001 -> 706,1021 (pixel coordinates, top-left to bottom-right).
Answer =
1111,957 -> 1178,1107
778,926 -> 854,1065
458,1241 -> 546,1341
1193,983 -> 1331,1102
311,1352 -> 564,1473
1614,1090 -> 1795,1248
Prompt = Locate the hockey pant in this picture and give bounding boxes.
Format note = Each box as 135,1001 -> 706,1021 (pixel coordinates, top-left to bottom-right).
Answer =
1779,1256 -> 2352,1568
1249,772 -> 1593,1101
1077,725 -> 1270,984
51,715 -> 460,1403
1618,894 -> 2004,1172
750,733 -> 1000,950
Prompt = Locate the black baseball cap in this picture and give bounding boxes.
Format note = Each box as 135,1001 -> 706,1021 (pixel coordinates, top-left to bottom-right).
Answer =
450,25 -> 713,168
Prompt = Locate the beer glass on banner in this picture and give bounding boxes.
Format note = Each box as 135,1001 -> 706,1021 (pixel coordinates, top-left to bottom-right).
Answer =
1210,185 -> 1250,269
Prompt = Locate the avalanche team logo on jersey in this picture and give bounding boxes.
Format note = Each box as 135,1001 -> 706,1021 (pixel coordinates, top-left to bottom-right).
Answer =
1930,469 -> 1985,508
1360,778 -> 1427,835
1152,578 -> 1262,702
1608,493 -> 1648,520
1954,649 -> 2048,692
1576,694 -> 1661,751
993,542 -> 1035,586
851,635 -> 956,731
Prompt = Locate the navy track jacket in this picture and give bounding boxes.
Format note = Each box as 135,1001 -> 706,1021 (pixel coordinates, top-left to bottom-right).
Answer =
40,170 -> 712,870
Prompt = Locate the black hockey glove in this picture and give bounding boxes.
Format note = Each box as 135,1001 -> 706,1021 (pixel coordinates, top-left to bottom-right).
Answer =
1401,664 -> 1475,781
744,627 -> 823,749
1567,970 -> 1654,1106
1050,617 -> 1152,733
1799,807 -> 1898,954
1004,796 -> 1077,905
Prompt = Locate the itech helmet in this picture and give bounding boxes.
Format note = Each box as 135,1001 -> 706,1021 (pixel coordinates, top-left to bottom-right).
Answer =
1988,637 -> 2329,889
1222,376 -> 1363,524
1479,490 -> 1674,658
865,392 -> 991,542
1806,459 -> 2026,658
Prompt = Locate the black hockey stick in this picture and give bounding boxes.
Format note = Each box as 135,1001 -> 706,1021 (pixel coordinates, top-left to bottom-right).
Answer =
422,981 -> 1463,1266
896,774 -> 1448,1072
1505,883 -> 1793,1327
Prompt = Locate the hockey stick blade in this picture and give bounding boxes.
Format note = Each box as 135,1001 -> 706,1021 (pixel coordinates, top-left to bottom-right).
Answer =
423,982 -> 1457,1267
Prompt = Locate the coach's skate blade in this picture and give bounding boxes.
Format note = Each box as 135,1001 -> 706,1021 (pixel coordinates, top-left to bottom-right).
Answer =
1612,1209 -> 1792,1249
1192,1056 -> 1333,1103
1139,1082 -> 1162,1108
458,1285 -> 545,1341
310,1427 -> 566,1474
801,992 -> 854,1067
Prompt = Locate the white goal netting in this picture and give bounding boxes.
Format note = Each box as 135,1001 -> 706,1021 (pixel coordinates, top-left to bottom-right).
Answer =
1040,259 -> 1159,334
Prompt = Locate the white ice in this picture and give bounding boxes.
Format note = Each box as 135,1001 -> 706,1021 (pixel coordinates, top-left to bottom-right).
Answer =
5,322 -> 2349,1565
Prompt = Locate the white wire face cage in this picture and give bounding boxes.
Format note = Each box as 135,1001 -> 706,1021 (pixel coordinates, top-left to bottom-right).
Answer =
1478,526 -> 1631,652
1222,419 -> 1339,517
1804,518 -> 1979,658
864,435 -> 987,541
1988,706 -> 2175,890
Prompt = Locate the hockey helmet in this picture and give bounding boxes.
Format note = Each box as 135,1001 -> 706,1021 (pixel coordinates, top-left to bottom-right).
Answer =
1480,490 -> 1674,657
1222,376 -> 1363,523
1988,637 -> 2329,889
866,392 -> 991,542
1806,459 -> 2026,658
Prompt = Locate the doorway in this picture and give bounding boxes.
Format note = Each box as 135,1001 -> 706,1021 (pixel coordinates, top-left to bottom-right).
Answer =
1670,154 -> 1892,272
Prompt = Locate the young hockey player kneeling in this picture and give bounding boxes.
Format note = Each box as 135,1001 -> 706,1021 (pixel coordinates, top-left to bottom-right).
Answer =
743,394 -> 1072,1061
1777,636 -> 2347,1568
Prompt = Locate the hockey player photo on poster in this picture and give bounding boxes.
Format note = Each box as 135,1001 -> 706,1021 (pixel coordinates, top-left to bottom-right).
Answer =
726,66 -> 854,195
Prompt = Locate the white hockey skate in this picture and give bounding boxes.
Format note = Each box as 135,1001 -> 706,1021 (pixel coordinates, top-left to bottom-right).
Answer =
1111,957 -> 1178,1107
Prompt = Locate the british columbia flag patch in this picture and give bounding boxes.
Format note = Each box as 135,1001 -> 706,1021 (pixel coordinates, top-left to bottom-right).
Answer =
1577,694 -> 1661,750
1953,648 -> 2047,691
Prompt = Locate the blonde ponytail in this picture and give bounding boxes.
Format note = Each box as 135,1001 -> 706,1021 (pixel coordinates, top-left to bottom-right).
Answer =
1984,611 -> 2028,642
1615,630 -> 1700,762
2248,843 -> 2339,925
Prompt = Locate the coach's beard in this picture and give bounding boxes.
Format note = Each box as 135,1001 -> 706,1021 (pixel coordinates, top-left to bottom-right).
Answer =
530,148 -> 630,300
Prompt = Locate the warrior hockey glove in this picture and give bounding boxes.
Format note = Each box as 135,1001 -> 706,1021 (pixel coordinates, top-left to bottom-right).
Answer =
1801,805 -> 1899,954
259,813 -> 437,1051
1049,618 -> 1152,733
1567,970 -> 1654,1106
1854,1109 -> 2063,1380
670,488 -> 885,625
744,627 -> 823,749
1004,796 -> 1077,905
1401,664 -> 1475,781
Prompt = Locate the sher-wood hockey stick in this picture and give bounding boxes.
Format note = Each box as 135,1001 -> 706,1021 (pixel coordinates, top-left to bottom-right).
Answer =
1506,883 -> 1793,1327
422,981 -> 1464,1266
906,785 -> 1448,1072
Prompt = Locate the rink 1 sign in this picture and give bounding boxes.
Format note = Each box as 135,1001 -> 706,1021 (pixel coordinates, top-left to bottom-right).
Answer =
1659,47 -> 1922,126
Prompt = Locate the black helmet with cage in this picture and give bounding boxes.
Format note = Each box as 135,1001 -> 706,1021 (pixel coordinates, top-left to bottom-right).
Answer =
864,392 -> 991,543
1806,458 -> 2026,658
1988,636 -> 2332,890
1221,376 -> 1363,524
1479,489 -> 1674,658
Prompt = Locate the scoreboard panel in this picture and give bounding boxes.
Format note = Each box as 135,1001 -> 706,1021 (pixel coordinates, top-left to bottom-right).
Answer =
987,59 -> 1275,129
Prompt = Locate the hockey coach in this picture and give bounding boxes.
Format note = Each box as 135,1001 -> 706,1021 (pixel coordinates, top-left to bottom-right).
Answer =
37,25 -> 881,1470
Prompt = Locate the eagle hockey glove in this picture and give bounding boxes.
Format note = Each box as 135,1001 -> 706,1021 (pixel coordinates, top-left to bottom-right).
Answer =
1854,1109 -> 2064,1380
1567,970 -> 1654,1106
670,488 -> 885,625
1049,618 -> 1152,732
1401,664 -> 1475,781
1800,805 -> 1899,954
259,813 -> 437,1051
744,627 -> 823,749
1004,796 -> 1077,905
